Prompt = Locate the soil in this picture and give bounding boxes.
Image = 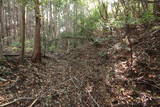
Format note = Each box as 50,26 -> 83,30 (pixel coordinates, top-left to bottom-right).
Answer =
0,24 -> 160,107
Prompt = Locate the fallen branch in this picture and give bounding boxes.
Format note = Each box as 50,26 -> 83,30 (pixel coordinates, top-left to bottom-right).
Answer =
0,97 -> 34,107
88,92 -> 100,107
151,29 -> 160,36
70,77 -> 79,89
3,54 -> 19,57
113,98 -> 160,107
143,80 -> 160,90
0,77 -> 7,82
28,98 -> 38,107
4,76 -> 19,90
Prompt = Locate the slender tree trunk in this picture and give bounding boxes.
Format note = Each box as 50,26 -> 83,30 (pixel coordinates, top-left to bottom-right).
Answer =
141,0 -> 148,11
41,7 -> 46,56
13,0 -> 16,41
47,4 -> 49,39
16,4 -> 19,41
154,0 -> 160,18
20,4 -> 25,62
73,2 -> 77,34
53,6 -> 58,38
0,0 -> 4,60
32,0 -> 41,62
5,4 -> 9,46
49,0 -> 53,40
7,1 -> 11,46
65,3 -> 70,32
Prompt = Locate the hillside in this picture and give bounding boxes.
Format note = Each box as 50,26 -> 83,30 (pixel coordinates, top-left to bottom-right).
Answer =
0,23 -> 160,106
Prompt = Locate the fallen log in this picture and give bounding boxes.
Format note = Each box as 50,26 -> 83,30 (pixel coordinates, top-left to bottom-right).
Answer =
3,54 -> 19,57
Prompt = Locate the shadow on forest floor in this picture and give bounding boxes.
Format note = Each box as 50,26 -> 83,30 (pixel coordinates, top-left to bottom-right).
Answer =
0,24 -> 160,107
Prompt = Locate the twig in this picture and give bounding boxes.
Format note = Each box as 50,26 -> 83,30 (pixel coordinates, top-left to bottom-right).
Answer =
70,77 -> 79,89
3,54 -> 19,57
4,76 -> 19,90
0,97 -> 34,107
136,80 -> 160,90
28,98 -> 38,107
70,76 -> 84,106
151,29 -> 160,36
88,92 -> 100,107
0,77 -> 7,82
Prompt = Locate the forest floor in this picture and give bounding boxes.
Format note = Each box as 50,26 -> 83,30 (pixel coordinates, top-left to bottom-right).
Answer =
0,24 -> 160,107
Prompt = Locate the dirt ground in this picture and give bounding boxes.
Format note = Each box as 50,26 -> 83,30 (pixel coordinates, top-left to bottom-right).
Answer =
0,25 -> 160,107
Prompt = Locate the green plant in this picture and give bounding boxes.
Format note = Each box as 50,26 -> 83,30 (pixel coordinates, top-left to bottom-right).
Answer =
98,51 -> 107,58
140,11 -> 155,24
11,41 -> 21,47
48,45 -> 56,52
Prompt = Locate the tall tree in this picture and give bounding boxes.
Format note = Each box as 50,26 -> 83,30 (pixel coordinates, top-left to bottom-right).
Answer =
20,3 -> 25,62
0,0 -> 4,60
154,0 -> 160,17
32,0 -> 41,62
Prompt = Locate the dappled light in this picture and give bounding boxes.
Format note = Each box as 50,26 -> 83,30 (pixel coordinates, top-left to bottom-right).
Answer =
0,0 -> 160,106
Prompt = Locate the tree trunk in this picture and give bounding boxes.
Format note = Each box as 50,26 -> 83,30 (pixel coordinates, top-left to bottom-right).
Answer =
154,0 -> 160,17
32,0 -> 41,62
49,0 -> 53,39
7,1 -> 11,46
13,0 -> 17,41
20,4 -> 25,62
141,0 -> 148,12
0,0 -> 4,60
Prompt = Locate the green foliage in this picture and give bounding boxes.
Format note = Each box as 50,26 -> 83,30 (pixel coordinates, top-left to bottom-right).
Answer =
81,9 -> 101,36
54,0 -> 64,8
92,37 -> 106,44
17,0 -> 28,5
25,40 -> 33,52
85,10 -> 100,30
41,35 -> 56,52
11,42 -> 21,48
140,11 -> 155,24
152,25 -> 160,30
14,0 -> 160,53
98,51 -> 107,58
26,40 -> 33,48
11,40 -> 33,52
60,32 -> 75,38
48,45 -> 56,52
109,10 -> 156,28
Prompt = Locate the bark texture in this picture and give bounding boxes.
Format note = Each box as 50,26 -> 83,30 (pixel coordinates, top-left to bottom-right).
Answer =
32,0 -> 41,62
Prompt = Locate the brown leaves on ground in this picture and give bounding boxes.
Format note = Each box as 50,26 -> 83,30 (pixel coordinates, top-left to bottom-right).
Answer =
0,24 -> 160,106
